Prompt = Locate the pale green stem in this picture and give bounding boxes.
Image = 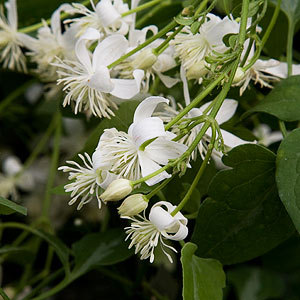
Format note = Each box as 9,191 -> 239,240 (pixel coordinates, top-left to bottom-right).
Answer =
42,111 -> 62,218
171,126 -> 216,216
164,73 -> 226,131
0,288 -> 11,300
243,0 -> 281,72
0,79 -> 36,115
18,0 -> 90,33
287,19 -> 295,77
146,176 -> 173,200
279,120 -> 287,138
22,268 -> 65,300
153,25 -> 184,55
107,20 -> 177,69
121,0 -> 163,17
195,0 -> 208,15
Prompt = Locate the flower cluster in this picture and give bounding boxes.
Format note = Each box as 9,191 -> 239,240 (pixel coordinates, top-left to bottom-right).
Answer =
1,0 -> 292,264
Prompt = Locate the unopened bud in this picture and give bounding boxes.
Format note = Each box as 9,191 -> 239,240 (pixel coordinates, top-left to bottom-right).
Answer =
233,67 -> 245,83
186,61 -> 208,80
132,49 -> 157,70
100,179 -> 133,202
118,194 -> 148,216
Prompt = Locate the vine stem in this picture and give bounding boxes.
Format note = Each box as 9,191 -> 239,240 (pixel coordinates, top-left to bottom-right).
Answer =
286,19 -> 295,77
107,20 -> 177,69
171,127 -> 216,216
243,0 -> 282,72
42,110 -> 62,218
0,287 -> 11,300
121,0 -> 163,17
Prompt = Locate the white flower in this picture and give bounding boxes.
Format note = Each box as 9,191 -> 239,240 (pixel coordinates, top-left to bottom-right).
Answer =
123,201 -> 188,263
234,59 -> 300,95
0,155 -> 34,200
54,27 -> 144,118
58,152 -> 117,210
172,13 -> 240,82
93,96 -> 188,185
0,0 -> 33,72
25,4 -> 77,82
65,0 -> 133,37
253,124 -> 282,147
115,26 -> 179,90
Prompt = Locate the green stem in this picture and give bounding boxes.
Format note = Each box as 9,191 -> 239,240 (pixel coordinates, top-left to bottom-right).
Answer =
278,120 -> 287,138
19,0 -> 90,33
0,288 -> 11,300
287,19 -> 295,77
153,25 -> 184,55
146,177 -> 173,200
164,73 -> 226,131
121,0 -> 163,17
195,0 -> 208,15
108,20 -> 177,69
244,0 -> 281,72
22,268 -> 65,300
42,111 -> 62,218
0,79 -> 36,115
30,277 -> 70,300
171,129 -> 216,216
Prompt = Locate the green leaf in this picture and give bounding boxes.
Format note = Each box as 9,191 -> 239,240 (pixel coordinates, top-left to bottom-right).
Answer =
276,128 -> 300,233
269,0 -> 300,25
71,229 -> 133,279
191,144 -> 295,265
0,197 -> 27,216
190,21 -> 201,34
243,76 -> 300,122
181,242 -> 226,300
174,15 -> 195,25
75,101 -> 139,160
227,266 -> 285,300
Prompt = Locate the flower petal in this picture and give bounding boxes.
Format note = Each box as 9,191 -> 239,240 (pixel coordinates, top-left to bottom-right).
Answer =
133,96 -> 169,123
95,0 -> 121,27
145,138 -> 187,165
138,151 -> 171,186
215,99 -> 238,124
6,0 -> 17,29
92,34 -> 128,68
221,129 -> 248,148
129,117 -> 166,147
50,4 -> 72,37
88,65 -> 114,92
149,205 -> 175,231
110,69 -> 144,99
162,222 -> 188,241
75,28 -> 100,72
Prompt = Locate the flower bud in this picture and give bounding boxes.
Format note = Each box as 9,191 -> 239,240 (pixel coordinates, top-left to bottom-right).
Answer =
131,49 -> 157,70
100,179 -> 133,202
118,194 -> 148,216
233,67 -> 245,83
186,61 -> 208,80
